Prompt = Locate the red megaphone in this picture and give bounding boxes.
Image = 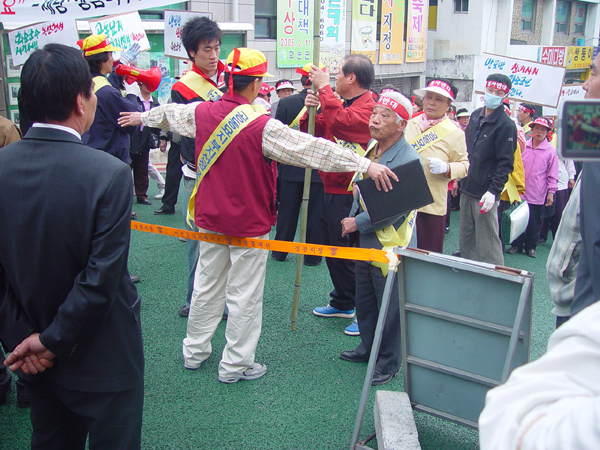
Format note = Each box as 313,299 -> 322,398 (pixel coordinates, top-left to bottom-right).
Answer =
115,64 -> 162,92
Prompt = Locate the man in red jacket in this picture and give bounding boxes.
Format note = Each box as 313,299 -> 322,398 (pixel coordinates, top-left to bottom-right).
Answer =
301,54 -> 375,336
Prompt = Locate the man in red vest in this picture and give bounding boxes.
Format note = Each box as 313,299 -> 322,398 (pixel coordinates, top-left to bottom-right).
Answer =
118,48 -> 397,384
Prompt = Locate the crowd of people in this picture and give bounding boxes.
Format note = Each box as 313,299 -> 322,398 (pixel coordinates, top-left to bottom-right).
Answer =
0,14 -> 599,450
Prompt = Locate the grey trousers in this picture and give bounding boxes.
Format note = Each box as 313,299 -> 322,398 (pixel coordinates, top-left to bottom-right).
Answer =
459,194 -> 504,266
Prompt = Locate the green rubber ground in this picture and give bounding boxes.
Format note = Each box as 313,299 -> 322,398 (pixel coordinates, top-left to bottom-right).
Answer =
0,184 -> 556,450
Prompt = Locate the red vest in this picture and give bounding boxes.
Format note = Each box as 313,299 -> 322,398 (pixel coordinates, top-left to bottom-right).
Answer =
193,93 -> 277,236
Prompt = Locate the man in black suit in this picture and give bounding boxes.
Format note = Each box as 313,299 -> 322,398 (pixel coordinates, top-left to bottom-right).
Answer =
0,44 -> 144,450
272,71 -> 325,266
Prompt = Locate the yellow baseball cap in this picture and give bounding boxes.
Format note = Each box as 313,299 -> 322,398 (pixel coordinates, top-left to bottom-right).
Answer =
77,34 -> 122,57
296,63 -> 326,77
225,48 -> 273,78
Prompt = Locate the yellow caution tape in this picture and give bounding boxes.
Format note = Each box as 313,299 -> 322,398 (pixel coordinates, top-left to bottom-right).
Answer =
131,222 -> 390,264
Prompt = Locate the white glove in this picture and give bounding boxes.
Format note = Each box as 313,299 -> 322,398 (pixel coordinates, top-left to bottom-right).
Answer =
427,157 -> 449,175
120,43 -> 141,66
479,191 -> 496,213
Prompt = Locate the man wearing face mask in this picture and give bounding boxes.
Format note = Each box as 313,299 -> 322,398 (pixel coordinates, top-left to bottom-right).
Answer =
459,73 -> 516,265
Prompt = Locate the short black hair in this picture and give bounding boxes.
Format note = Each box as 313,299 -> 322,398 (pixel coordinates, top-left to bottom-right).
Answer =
223,73 -> 261,93
456,108 -> 470,116
380,84 -> 400,95
181,16 -> 222,62
486,73 -> 512,90
85,51 -> 110,74
341,54 -> 374,89
21,43 -> 93,124
301,75 -> 311,87
520,102 -> 537,117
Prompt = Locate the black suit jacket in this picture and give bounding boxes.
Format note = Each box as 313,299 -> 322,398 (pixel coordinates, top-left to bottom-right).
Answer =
0,126 -> 144,392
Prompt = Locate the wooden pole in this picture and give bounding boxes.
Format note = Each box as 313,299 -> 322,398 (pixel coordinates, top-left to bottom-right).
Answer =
290,0 -> 321,331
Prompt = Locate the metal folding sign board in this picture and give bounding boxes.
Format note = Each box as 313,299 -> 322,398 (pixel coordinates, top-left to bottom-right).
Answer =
398,249 -> 533,429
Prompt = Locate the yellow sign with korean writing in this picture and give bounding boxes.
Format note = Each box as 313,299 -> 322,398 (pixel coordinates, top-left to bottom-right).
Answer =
565,46 -> 593,70
379,0 -> 405,65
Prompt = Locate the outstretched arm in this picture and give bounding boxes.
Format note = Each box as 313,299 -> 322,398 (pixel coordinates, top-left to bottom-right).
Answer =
119,102 -> 200,138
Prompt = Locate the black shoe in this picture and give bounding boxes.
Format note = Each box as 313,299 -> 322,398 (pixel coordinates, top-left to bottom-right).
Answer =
304,259 -> 322,267
537,238 -> 547,245
525,249 -> 537,258
130,211 -> 138,220
445,227 -> 450,234
372,371 -> 397,386
154,207 -> 175,215
130,275 -> 141,284
16,380 -> 30,408
271,252 -> 286,262
137,199 -> 152,206
506,246 -> 521,255
339,350 -> 369,363
178,304 -> 190,317
451,249 -> 461,257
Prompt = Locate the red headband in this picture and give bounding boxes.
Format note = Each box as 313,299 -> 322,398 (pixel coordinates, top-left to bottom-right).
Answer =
226,48 -> 269,92
77,38 -> 112,57
377,96 -> 410,120
486,80 -> 510,95
427,79 -> 455,99
519,105 -> 535,115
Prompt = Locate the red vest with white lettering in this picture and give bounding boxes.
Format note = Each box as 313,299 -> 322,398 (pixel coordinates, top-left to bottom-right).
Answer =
193,92 -> 277,237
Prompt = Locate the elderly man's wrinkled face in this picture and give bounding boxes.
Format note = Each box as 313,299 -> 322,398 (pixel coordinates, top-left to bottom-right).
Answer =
369,105 -> 405,141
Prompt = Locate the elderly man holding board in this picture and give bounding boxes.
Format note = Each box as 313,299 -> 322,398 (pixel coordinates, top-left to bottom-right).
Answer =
119,47 -> 398,384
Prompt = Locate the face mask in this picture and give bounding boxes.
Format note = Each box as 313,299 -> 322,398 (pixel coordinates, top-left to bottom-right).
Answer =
484,92 -> 504,110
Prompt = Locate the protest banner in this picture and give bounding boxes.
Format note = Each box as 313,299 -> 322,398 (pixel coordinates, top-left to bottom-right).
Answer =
475,53 -> 566,108
163,10 -> 213,59
277,0 -> 314,68
319,0 -> 346,74
8,20 -> 78,66
89,12 -> 150,53
405,0 -> 427,63
0,0 -> 175,22
379,0 -> 404,65
350,0 -> 378,63
545,84 -> 586,116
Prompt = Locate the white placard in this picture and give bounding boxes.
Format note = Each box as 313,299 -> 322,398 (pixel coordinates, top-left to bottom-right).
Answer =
475,53 -> 566,108
89,12 -> 150,53
545,85 -> 586,116
8,20 -> 79,67
0,0 -> 175,21
163,10 -> 213,59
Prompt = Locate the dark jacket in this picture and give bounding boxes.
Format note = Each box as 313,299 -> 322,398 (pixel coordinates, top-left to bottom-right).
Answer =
0,127 -> 144,393
275,88 -> 321,183
130,95 -> 161,154
461,105 -> 516,199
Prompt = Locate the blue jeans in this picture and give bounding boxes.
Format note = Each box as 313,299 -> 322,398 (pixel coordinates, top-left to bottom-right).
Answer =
182,177 -> 199,305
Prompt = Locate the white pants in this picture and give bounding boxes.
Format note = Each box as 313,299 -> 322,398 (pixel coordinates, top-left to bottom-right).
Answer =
182,228 -> 269,378
148,162 -> 165,189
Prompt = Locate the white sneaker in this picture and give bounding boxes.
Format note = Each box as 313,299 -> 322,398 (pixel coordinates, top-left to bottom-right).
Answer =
154,188 -> 165,199
218,363 -> 267,383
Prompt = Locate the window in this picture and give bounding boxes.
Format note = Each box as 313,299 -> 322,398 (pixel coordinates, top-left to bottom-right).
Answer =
573,2 -> 587,35
255,0 -> 277,39
454,0 -> 469,13
521,0 -> 536,32
555,1 -> 570,34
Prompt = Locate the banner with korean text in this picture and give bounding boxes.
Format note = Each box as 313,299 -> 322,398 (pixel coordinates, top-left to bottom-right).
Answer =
351,0 -> 378,63
405,0 -> 427,63
0,0 -> 176,22
379,0 -> 404,65
277,0 -> 314,68
565,46 -> 593,70
89,12 -> 150,53
8,20 -> 79,66
539,46 -> 566,66
163,10 -> 213,59
319,0 -> 346,74
475,53 -> 566,108
545,85 -> 586,116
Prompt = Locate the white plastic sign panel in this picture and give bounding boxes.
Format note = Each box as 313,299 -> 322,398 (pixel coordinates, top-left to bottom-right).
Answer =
475,53 -> 565,108
545,85 -> 586,116
0,0 -> 175,21
89,12 -> 150,53
8,20 -> 79,67
164,10 -> 213,59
